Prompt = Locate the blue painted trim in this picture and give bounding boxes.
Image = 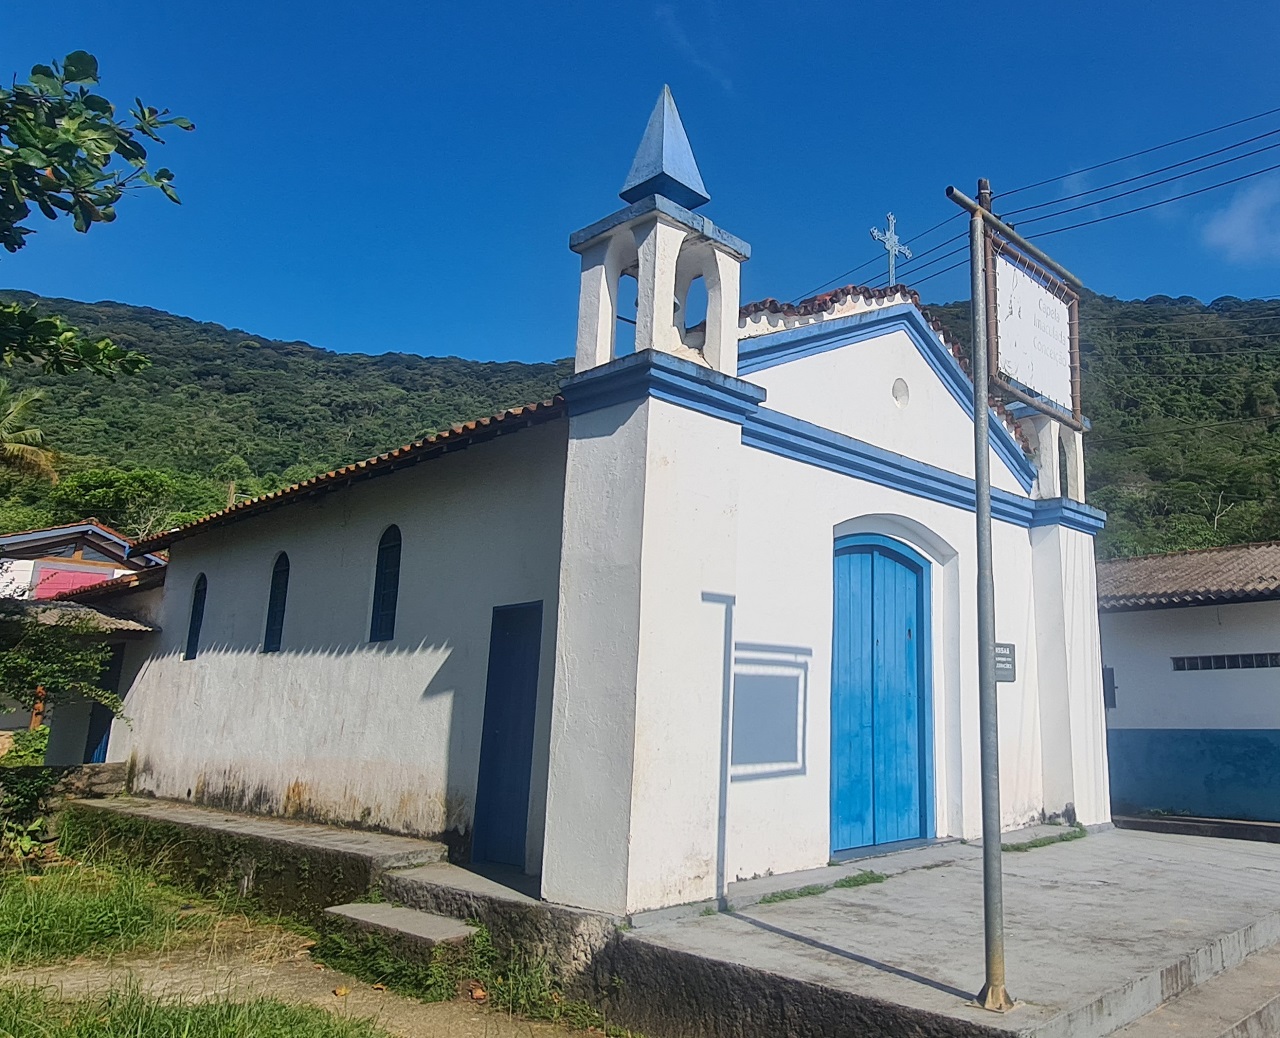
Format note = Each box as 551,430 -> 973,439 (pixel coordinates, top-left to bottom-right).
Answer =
832,534 -> 936,845
561,349 -> 766,425
562,352 -> 1106,535
568,194 -> 750,260
738,304 -> 1037,493
743,407 -> 1037,527
1030,498 -> 1107,535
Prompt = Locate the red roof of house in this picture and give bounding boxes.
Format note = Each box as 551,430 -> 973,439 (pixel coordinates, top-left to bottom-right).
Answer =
53,566 -> 168,603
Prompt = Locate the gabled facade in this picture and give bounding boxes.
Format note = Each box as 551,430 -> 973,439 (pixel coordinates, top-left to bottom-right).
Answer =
106,88 -> 1109,917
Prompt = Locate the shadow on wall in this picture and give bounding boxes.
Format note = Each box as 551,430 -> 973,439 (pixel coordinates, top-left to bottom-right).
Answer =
122,619 -> 524,855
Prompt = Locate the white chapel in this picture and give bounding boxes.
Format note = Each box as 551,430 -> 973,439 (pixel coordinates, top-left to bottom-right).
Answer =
80,87 -> 1109,917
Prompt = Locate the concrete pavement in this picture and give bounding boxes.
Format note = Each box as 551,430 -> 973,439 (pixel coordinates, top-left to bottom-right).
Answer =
625,828 -> 1280,1037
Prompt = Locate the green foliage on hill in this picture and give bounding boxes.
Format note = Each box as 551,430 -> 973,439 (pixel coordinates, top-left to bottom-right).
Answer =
0,291 -> 570,538
2,289 -> 1280,557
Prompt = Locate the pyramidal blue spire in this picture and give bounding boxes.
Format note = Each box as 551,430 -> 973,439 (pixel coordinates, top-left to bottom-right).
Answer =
619,86 -> 711,210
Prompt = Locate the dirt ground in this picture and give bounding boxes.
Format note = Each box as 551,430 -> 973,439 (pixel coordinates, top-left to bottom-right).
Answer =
0,916 -> 574,1038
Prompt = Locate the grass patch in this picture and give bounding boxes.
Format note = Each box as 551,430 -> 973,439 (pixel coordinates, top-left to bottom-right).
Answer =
314,924 -> 638,1036
756,871 -> 886,904
832,870 -> 887,889
0,862 -> 214,966
1002,822 -> 1087,852
0,984 -> 388,1037
757,883 -> 829,905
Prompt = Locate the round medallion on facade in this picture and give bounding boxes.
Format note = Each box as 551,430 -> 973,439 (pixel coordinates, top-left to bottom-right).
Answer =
892,378 -> 910,408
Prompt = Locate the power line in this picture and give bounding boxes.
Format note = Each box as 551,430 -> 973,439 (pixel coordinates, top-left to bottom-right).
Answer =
1003,124 -> 1280,219
1087,371 -> 1280,457
800,107 -> 1280,302
909,258 -> 969,291
998,103 -> 1280,199
891,241 -> 968,283
1026,158 -> 1280,241
1015,138 -> 1280,229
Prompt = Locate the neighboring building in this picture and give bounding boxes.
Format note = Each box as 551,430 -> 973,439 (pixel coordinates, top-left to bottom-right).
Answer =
0,574 -> 163,765
0,522 -> 165,764
0,520 -> 165,599
1099,541 -> 1280,822
102,89 -> 1109,917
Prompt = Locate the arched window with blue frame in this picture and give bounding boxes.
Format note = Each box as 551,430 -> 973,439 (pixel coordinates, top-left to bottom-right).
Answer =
263,553 -> 289,653
184,574 -> 207,661
369,525 -> 401,642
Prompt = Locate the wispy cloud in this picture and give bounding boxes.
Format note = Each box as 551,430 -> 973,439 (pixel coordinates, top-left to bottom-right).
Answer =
1202,175 -> 1280,263
655,4 -> 734,94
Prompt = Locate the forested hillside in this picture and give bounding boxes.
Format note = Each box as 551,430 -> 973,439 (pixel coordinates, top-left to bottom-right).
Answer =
0,292 -> 569,538
3,289 -> 1279,558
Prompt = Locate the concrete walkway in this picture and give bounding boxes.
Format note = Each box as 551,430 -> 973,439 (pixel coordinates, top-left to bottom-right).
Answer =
627,828 -> 1280,1037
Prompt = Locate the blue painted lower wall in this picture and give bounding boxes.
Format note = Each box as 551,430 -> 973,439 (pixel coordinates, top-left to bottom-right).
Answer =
1108,728 -> 1280,822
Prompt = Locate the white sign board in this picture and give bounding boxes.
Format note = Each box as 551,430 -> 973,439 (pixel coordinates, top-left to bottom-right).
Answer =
995,253 -> 1072,411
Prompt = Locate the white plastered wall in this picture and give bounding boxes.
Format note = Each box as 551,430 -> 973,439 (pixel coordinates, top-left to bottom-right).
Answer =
1102,600 -> 1280,731
109,422 -> 568,872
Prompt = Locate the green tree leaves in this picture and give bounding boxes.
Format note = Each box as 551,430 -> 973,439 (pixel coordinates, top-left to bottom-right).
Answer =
1,51 -> 191,377
0,51 -> 194,252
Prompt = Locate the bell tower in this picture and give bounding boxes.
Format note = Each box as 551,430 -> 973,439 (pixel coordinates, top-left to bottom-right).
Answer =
569,86 -> 750,376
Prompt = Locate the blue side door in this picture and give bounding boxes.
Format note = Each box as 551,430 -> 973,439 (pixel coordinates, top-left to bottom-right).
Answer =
472,602 -> 543,868
831,537 -> 932,853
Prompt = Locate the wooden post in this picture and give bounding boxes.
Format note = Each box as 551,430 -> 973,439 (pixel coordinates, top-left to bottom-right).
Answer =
29,686 -> 45,729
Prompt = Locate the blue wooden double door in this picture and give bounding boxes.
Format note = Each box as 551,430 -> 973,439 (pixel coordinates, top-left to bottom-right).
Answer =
831,536 -> 933,854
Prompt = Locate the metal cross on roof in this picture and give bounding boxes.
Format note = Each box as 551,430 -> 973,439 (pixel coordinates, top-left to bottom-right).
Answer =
870,213 -> 912,286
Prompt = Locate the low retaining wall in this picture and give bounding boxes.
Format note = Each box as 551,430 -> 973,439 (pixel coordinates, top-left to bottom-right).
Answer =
62,800 -> 392,920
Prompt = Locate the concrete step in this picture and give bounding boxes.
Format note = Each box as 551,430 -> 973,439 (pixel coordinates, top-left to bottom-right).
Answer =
324,902 -> 474,961
1113,944 -> 1280,1037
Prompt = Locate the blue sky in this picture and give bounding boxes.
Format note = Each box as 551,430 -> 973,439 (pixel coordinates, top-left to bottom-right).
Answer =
8,2 -> 1280,362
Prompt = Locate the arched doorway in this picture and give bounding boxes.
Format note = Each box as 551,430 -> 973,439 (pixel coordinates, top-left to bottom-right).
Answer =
831,534 -> 934,854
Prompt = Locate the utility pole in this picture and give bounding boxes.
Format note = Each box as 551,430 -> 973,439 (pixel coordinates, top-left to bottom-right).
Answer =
968,178 -> 1014,1013
870,213 -> 912,285
947,176 -> 1085,1014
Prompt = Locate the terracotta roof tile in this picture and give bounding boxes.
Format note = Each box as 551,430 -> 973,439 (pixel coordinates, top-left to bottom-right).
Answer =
133,398 -> 567,553
1097,542 -> 1280,611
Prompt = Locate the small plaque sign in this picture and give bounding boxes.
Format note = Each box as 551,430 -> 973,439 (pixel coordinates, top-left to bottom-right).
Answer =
995,643 -> 1016,683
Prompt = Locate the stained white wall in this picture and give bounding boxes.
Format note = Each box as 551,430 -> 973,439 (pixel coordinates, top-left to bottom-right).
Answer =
109,421 -> 568,871
1102,600 -> 1280,731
